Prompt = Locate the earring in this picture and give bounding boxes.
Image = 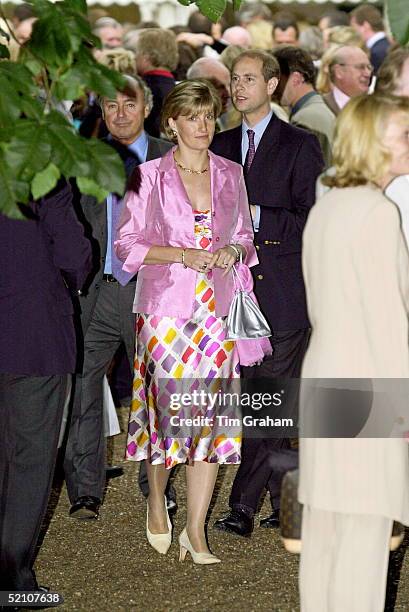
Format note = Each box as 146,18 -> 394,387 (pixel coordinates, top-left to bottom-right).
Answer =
172,130 -> 178,137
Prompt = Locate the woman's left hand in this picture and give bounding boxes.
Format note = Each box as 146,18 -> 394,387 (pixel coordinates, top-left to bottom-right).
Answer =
208,246 -> 237,277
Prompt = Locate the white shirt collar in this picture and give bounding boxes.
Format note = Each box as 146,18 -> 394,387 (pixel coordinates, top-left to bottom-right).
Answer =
241,110 -> 273,164
332,86 -> 350,110
242,110 -> 273,143
366,31 -> 386,49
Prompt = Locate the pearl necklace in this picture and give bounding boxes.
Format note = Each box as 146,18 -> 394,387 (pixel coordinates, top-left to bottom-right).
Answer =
174,154 -> 208,175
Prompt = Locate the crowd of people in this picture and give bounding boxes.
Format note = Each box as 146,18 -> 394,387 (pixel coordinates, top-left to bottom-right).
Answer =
1,2 -> 409,611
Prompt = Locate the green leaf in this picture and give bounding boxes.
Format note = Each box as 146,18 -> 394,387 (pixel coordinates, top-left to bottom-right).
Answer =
62,0 -> 87,14
4,122 -> 51,181
77,177 -> 109,203
47,109 -> 72,127
54,66 -> 86,101
85,65 -> 124,100
0,75 -> 22,127
29,8 -> 73,67
83,139 -> 126,196
47,124 -> 91,176
232,0 -> 243,11
0,127 -> 15,143
0,198 -> 25,220
195,0 -> 227,22
20,97 -> 45,121
0,0 -> 133,218
0,62 -> 37,95
386,0 -> 409,45
177,0 -> 194,5
31,162 -> 60,200
0,43 -> 10,59
25,59 -> 43,76
0,151 -> 29,218
60,6 -> 99,51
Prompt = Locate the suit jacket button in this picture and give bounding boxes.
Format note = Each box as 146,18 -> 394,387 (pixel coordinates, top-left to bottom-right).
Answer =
256,245 -> 260,250
257,274 -> 264,280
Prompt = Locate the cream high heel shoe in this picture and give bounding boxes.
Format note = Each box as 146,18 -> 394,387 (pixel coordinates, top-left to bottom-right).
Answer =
178,527 -> 221,565
146,496 -> 172,554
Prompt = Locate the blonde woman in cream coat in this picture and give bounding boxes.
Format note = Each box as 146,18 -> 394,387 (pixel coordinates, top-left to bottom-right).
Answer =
298,93 -> 409,612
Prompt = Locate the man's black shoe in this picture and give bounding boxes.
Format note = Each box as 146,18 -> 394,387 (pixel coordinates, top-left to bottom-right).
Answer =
106,465 -> 124,479
69,496 -> 100,519
166,497 -> 177,515
260,509 -> 280,528
166,484 -> 177,515
213,509 -> 254,537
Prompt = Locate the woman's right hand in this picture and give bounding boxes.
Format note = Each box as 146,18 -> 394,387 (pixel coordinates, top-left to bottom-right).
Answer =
183,248 -> 214,272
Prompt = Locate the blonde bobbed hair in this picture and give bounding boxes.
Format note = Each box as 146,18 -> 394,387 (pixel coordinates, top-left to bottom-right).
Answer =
161,80 -> 222,142
327,26 -> 366,50
324,93 -> 409,189
316,45 -> 342,94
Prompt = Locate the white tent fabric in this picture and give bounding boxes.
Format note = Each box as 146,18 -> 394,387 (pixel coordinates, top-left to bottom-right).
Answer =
6,0 -> 380,28
83,0 -> 378,4
87,0 -> 379,27
112,0 -> 379,27
84,0 -> 379,4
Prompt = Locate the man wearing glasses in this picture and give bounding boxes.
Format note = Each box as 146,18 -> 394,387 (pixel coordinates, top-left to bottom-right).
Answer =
323,45 -> 372,116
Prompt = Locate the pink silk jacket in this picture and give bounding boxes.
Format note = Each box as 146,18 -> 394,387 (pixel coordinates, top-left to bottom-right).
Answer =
114,148 -> 257,318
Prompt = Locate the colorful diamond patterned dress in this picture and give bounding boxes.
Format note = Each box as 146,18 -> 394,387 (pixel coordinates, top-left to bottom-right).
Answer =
126,210 -> 241,468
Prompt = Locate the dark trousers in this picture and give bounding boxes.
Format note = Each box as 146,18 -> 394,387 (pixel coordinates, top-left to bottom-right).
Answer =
0,373 -> 68,590
229,329 -> 309,516
64,281 -> 135,503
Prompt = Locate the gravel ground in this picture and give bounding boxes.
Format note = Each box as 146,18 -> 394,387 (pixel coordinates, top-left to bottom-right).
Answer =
32,407 -> 409,612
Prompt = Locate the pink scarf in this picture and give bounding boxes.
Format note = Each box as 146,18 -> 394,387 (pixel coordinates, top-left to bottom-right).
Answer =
232,264 -> 272,367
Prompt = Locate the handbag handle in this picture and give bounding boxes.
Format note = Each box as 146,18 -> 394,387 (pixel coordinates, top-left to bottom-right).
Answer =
231,261 -> 245,292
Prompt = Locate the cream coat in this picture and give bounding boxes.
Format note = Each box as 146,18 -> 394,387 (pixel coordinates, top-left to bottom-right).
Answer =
298,185 -> 409,524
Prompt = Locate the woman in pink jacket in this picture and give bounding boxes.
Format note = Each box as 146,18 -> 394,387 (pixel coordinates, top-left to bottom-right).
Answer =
115,80 -> 257,564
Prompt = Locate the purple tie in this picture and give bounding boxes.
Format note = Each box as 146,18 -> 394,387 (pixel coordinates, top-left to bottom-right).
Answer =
244,129 -> 256,172
111,194 -> 134,286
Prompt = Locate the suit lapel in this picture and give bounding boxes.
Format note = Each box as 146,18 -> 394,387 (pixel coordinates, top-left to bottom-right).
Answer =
147,137 -> 160,161
228,126 -> 242,165
324,91 -> 340,117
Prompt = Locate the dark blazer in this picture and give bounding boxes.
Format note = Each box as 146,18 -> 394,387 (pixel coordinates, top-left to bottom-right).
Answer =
0,183 -> 92,376
77,135 -> 172,336
370,36 -> 390,74
211,114 -> 324,331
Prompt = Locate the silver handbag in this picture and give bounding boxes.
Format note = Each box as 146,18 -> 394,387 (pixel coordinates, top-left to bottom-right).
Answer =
226,264 -> 272,340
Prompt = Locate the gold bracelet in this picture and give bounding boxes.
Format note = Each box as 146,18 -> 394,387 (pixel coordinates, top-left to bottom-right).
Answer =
181,248 -> 187,268
229,244 -> 241,262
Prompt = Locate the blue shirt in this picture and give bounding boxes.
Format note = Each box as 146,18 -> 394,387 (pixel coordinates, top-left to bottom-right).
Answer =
241,111 -> 273,232
104,131 -> 149,274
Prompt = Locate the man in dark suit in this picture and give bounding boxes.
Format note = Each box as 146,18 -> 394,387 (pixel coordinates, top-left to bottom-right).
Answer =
350,4 -> 390,74
0,183 -> 91,591
211,50 -> 324,536
64,75 -> 172,519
